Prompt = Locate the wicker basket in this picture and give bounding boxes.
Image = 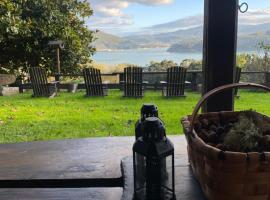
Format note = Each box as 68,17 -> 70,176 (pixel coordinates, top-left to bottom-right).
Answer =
181,83 -> 270,200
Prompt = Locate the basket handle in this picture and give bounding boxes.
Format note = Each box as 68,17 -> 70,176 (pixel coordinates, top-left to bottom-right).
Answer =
189,83 -> 270,138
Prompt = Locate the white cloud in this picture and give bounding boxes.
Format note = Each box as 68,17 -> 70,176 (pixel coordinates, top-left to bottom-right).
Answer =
148,8 -> 270,33
125,0 -> 173,6
239,8 -> 270,24
147,15 -> 203,33
88,0 -> 174,31
88,1 -> 270,35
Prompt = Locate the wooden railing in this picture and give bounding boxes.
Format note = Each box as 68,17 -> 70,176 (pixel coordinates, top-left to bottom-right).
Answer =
17,70 -> 270,92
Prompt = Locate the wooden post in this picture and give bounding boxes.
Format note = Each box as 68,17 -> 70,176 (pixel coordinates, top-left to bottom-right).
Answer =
56,47 -> 60,82
55,47 -> 61,91
56,47 -> 61,75
202,0 -> 239,112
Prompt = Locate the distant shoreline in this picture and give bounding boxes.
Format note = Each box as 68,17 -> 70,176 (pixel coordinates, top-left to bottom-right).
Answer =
96,47 -> 203,54
93,48 -> 203,66
93,48 -> 257,66
96,47 -> 171,53
96,47 -> 255,54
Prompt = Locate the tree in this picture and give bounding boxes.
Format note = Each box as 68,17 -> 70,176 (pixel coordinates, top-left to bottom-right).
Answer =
236,54 -> 248,69
258,42 -> 270,71
180,59 -> 202,70
0,0 -> 95,77
146,60 -> 176,72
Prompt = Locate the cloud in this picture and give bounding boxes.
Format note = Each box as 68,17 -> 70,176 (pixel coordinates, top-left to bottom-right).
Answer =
239,8 -> 270,25
144,8 -> 270,34
94,1 -> 129,17
88,1 -> 270,35
88,0 -> 174,31
147,15 -> 203,34
125,0 -> 173,6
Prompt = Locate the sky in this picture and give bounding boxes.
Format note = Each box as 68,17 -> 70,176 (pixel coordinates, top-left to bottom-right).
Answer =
87,0 -> 270,36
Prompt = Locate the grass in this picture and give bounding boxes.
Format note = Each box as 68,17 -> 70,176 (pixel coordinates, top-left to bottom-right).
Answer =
0,89 -> 269,144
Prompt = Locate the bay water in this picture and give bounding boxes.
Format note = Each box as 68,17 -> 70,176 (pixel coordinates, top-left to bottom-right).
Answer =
93,48 -> 203,67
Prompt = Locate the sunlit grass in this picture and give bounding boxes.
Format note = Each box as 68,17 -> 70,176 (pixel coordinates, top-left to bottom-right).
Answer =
0,89 -> 269,143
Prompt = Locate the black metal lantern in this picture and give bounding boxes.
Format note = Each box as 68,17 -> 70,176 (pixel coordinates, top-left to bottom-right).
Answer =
135,104 -> 158,140
133,117 -> 175,200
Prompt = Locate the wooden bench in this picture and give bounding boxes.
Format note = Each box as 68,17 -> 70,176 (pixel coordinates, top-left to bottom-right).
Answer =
122,67 -> 146,97
29,67 -> 58,98
161,66 -> 189,97
83,68 -> 108,96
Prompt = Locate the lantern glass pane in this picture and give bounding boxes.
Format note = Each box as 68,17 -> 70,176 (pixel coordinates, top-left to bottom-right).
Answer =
134,154 -> 174,200
160,155 -> 174,199
134,152 -> 146,198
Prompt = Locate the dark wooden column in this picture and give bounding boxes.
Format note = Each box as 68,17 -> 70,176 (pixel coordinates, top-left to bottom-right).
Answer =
202,0 -> 239,112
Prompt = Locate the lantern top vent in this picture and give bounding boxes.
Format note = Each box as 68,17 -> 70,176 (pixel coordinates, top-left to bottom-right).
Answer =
141,104 -> 158,119
142,117 -> 165,142
133,117 -> 174,158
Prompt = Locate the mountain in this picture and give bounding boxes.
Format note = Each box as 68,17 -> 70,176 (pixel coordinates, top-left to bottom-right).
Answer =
92,31 -> 138,51
167,31 -> 270,53
124,26 -> 203,47
167,23 -> 270,53
137,13 -> 270,35
238,23 -> 270,35
145,15 -> 203,34
237,31 -> 270,51
93,23 -> 270,52
92,31 -> 121,50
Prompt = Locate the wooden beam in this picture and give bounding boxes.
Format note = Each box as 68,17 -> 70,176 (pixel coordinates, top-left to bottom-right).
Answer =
202,0 -> 239,112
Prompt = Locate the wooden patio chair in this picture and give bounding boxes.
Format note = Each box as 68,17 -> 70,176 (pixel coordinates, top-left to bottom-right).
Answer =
160,66 -> 189,97
29,67 -> 58,98
83,68 -> 108,97
122,66 -> 146,97
234,67 -> 242,97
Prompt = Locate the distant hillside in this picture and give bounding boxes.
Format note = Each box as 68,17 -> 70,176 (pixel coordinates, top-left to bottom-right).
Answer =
93,23 -> 270,52
123,26 -> 202,47
168,31 -> 270,53
92,31 -> 138,51
238,23 -> 270,35
92,31 -> 121,51
238,31 -> 270,51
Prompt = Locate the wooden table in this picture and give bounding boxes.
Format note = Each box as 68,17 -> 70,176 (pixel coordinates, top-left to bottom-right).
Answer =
0,136 -> 204,199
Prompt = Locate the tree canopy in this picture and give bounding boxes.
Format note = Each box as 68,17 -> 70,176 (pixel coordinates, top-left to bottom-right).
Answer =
0,0 -> 95,76
146,60 -> 177,72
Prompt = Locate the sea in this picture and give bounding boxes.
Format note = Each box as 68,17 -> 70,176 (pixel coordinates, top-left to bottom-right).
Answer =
93,48 -> 203,66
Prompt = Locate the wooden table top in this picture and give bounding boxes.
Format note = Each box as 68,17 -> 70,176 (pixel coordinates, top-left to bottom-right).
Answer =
0,136 -> 186,180
0,136 -> 193,199
0,188 -> 123,200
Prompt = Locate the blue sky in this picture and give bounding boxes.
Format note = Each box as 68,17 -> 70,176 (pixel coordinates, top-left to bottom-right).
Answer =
88,0 -> 270,35
124,0 -> 203,27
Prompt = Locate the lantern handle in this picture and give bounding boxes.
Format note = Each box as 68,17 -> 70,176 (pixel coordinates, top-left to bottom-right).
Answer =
189,83 -> 270,138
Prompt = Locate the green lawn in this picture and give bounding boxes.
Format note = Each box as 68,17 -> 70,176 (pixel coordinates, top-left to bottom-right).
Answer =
0,89 -> 269,143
